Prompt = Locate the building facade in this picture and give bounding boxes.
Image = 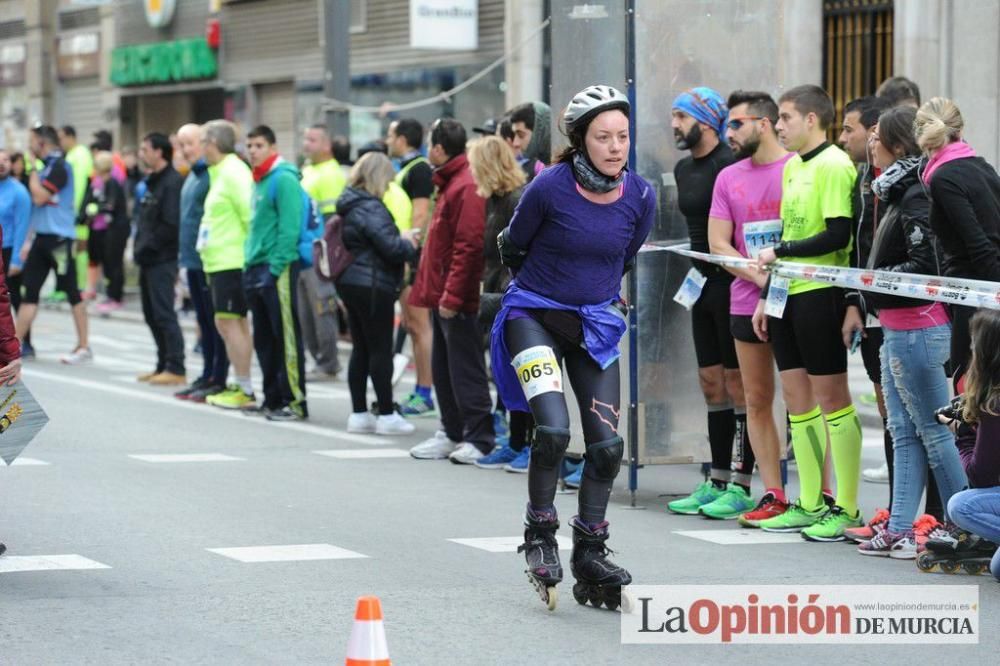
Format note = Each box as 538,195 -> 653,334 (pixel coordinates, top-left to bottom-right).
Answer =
1,0 -> 508,158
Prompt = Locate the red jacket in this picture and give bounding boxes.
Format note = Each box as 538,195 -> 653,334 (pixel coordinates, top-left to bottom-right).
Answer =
0,229 -> 20,365
409,154 -> 487,313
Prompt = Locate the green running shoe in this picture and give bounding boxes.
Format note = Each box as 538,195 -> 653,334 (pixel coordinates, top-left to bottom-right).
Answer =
666,481 -> 723,515
206,385 -> 257,410
801,505 -> 863,542
698,484 -> 755,520
759,500 -> 828,532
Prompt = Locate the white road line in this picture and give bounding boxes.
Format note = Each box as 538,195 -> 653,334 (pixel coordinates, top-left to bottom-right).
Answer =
24,367 -> 395,445
87,334 -> 140,352
313,449 -> 410,459
0,554 -> 111,573
672,530 -> 805,545
129,453 -> 245,463
206,544 -> 369,563
448,536 -> 572,553
8,457 -> 51,466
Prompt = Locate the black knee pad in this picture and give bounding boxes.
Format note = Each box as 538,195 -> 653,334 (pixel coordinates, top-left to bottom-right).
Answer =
584,436 -> 624,482
531,426 -> 571,470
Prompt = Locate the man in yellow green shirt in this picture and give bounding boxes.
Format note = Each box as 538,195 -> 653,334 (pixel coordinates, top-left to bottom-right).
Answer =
59,126 -> 94,294
198,120 -> 257,411
300,124 -> 346,381
753,85 -> 862,542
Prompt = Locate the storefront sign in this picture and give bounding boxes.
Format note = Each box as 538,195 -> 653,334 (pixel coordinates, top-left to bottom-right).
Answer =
110,38 -> 217,87
410,0 -> 478,50
144,0 -> 177,28
0,43 -> 26,86
57,32 -> 101,80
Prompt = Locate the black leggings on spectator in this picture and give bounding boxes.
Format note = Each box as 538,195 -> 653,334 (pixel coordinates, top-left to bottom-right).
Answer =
505,313 -> 622,524
339,283 -> 396,415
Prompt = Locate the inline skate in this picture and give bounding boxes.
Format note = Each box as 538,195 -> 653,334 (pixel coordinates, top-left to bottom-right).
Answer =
570,517 -> 634,612
518,505 -> 562,611
916,523 -> 997,575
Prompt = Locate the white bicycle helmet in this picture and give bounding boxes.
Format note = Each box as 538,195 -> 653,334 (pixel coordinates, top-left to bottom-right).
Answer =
563,85 -> 630,132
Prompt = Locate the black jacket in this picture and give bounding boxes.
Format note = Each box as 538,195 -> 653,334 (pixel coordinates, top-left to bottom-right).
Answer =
78,177 -> 128,230
928,156 -> 1000,282
335,187 -> 415,294
133,165 -> 183,267
479,188 -> 522,324
865,163 -> 943,312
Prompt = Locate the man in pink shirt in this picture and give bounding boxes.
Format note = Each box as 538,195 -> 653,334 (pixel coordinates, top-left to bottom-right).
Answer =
707,90 -> 794,526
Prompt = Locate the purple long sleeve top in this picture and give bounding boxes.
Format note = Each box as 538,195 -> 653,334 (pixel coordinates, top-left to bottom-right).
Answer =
957,412 -> 1000,488
507,162 -> 656,305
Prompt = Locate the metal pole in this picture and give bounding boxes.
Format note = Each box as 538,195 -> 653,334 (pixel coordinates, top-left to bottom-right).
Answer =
625,0 -> 642,509
324,0 -> 351,138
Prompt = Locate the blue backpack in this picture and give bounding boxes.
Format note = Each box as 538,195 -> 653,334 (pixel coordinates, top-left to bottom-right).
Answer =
268,174 -> 324,267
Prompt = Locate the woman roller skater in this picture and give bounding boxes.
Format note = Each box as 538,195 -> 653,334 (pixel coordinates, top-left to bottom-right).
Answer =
491,85 -> 654,610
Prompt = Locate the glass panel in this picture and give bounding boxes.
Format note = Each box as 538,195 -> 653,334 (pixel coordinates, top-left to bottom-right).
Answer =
632,0 -> 788,463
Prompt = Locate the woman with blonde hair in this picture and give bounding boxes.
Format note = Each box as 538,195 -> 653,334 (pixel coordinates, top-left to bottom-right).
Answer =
467,136 -> 532,471
336,151 -> 419,436
915,97 -> 1000,389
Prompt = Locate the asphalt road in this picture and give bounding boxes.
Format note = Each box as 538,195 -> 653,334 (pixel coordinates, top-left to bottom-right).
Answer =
1,308 -> 996,664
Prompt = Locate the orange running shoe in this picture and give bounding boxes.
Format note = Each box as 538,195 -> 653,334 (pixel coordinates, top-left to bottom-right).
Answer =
844,507 -> 889,543
912,513 -> 942,552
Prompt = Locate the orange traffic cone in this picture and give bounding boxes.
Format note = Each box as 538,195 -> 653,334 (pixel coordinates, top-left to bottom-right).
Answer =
345,596 -> 391,666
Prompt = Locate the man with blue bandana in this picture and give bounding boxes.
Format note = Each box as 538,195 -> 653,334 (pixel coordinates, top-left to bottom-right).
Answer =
667,87 -> 756,519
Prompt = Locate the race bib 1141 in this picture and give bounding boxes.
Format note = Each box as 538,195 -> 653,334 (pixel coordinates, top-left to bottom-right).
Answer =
743,219 -> 783,260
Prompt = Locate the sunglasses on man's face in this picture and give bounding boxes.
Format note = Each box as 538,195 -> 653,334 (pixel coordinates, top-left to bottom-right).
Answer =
726,116 -> 765,131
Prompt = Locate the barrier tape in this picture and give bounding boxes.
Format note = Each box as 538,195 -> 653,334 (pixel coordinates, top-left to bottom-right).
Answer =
639,241 -> 1000,311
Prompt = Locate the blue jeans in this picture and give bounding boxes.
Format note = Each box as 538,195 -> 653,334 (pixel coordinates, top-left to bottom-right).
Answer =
948,488 -> 1000,580
881,324 -> 968,532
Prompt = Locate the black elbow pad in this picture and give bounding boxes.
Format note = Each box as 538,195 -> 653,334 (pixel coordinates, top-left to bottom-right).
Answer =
497,227 -> 527,269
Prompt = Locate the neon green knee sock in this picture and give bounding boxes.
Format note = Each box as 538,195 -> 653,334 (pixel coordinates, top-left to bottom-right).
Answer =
789,406 -> 825,511
826,404 -> 862,515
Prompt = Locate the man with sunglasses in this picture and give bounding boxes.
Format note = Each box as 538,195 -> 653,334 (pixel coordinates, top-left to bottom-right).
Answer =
667,87 -> 751,519
707,91 -> 794,524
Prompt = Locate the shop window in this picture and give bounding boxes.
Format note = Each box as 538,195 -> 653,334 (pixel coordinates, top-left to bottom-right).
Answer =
0,19 -> 25,40
822,0 -> 894,139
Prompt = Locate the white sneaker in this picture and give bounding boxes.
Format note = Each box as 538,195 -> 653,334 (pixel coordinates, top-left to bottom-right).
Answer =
449,442 -> 486,465
375,412 -> 416,436
346,412 -> 377,434
409,430 -> 458,459
862,462 -> 890,484
391,353 -> 409,386
60,347 -> 93,365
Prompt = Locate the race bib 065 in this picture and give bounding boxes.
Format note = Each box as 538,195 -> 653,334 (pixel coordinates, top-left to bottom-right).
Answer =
512,346 -> 562,400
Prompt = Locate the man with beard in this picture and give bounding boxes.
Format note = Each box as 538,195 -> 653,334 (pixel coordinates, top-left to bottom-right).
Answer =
707,91 -> 794,523
666,87 -> 750,519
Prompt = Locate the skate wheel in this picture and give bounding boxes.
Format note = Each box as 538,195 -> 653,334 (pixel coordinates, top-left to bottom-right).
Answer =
620,589 -> 635,614
962,561 -> 985,575
940,560 -> 960,574
546,586 -> 558,611
916,551 -> 936,573
572,582 -> 589,606
597,585 -> 620,612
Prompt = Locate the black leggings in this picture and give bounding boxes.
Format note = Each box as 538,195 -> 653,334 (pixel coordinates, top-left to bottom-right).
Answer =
505,313 -> 622,524
339,283 -> 396,415
87,223 -> 130,302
